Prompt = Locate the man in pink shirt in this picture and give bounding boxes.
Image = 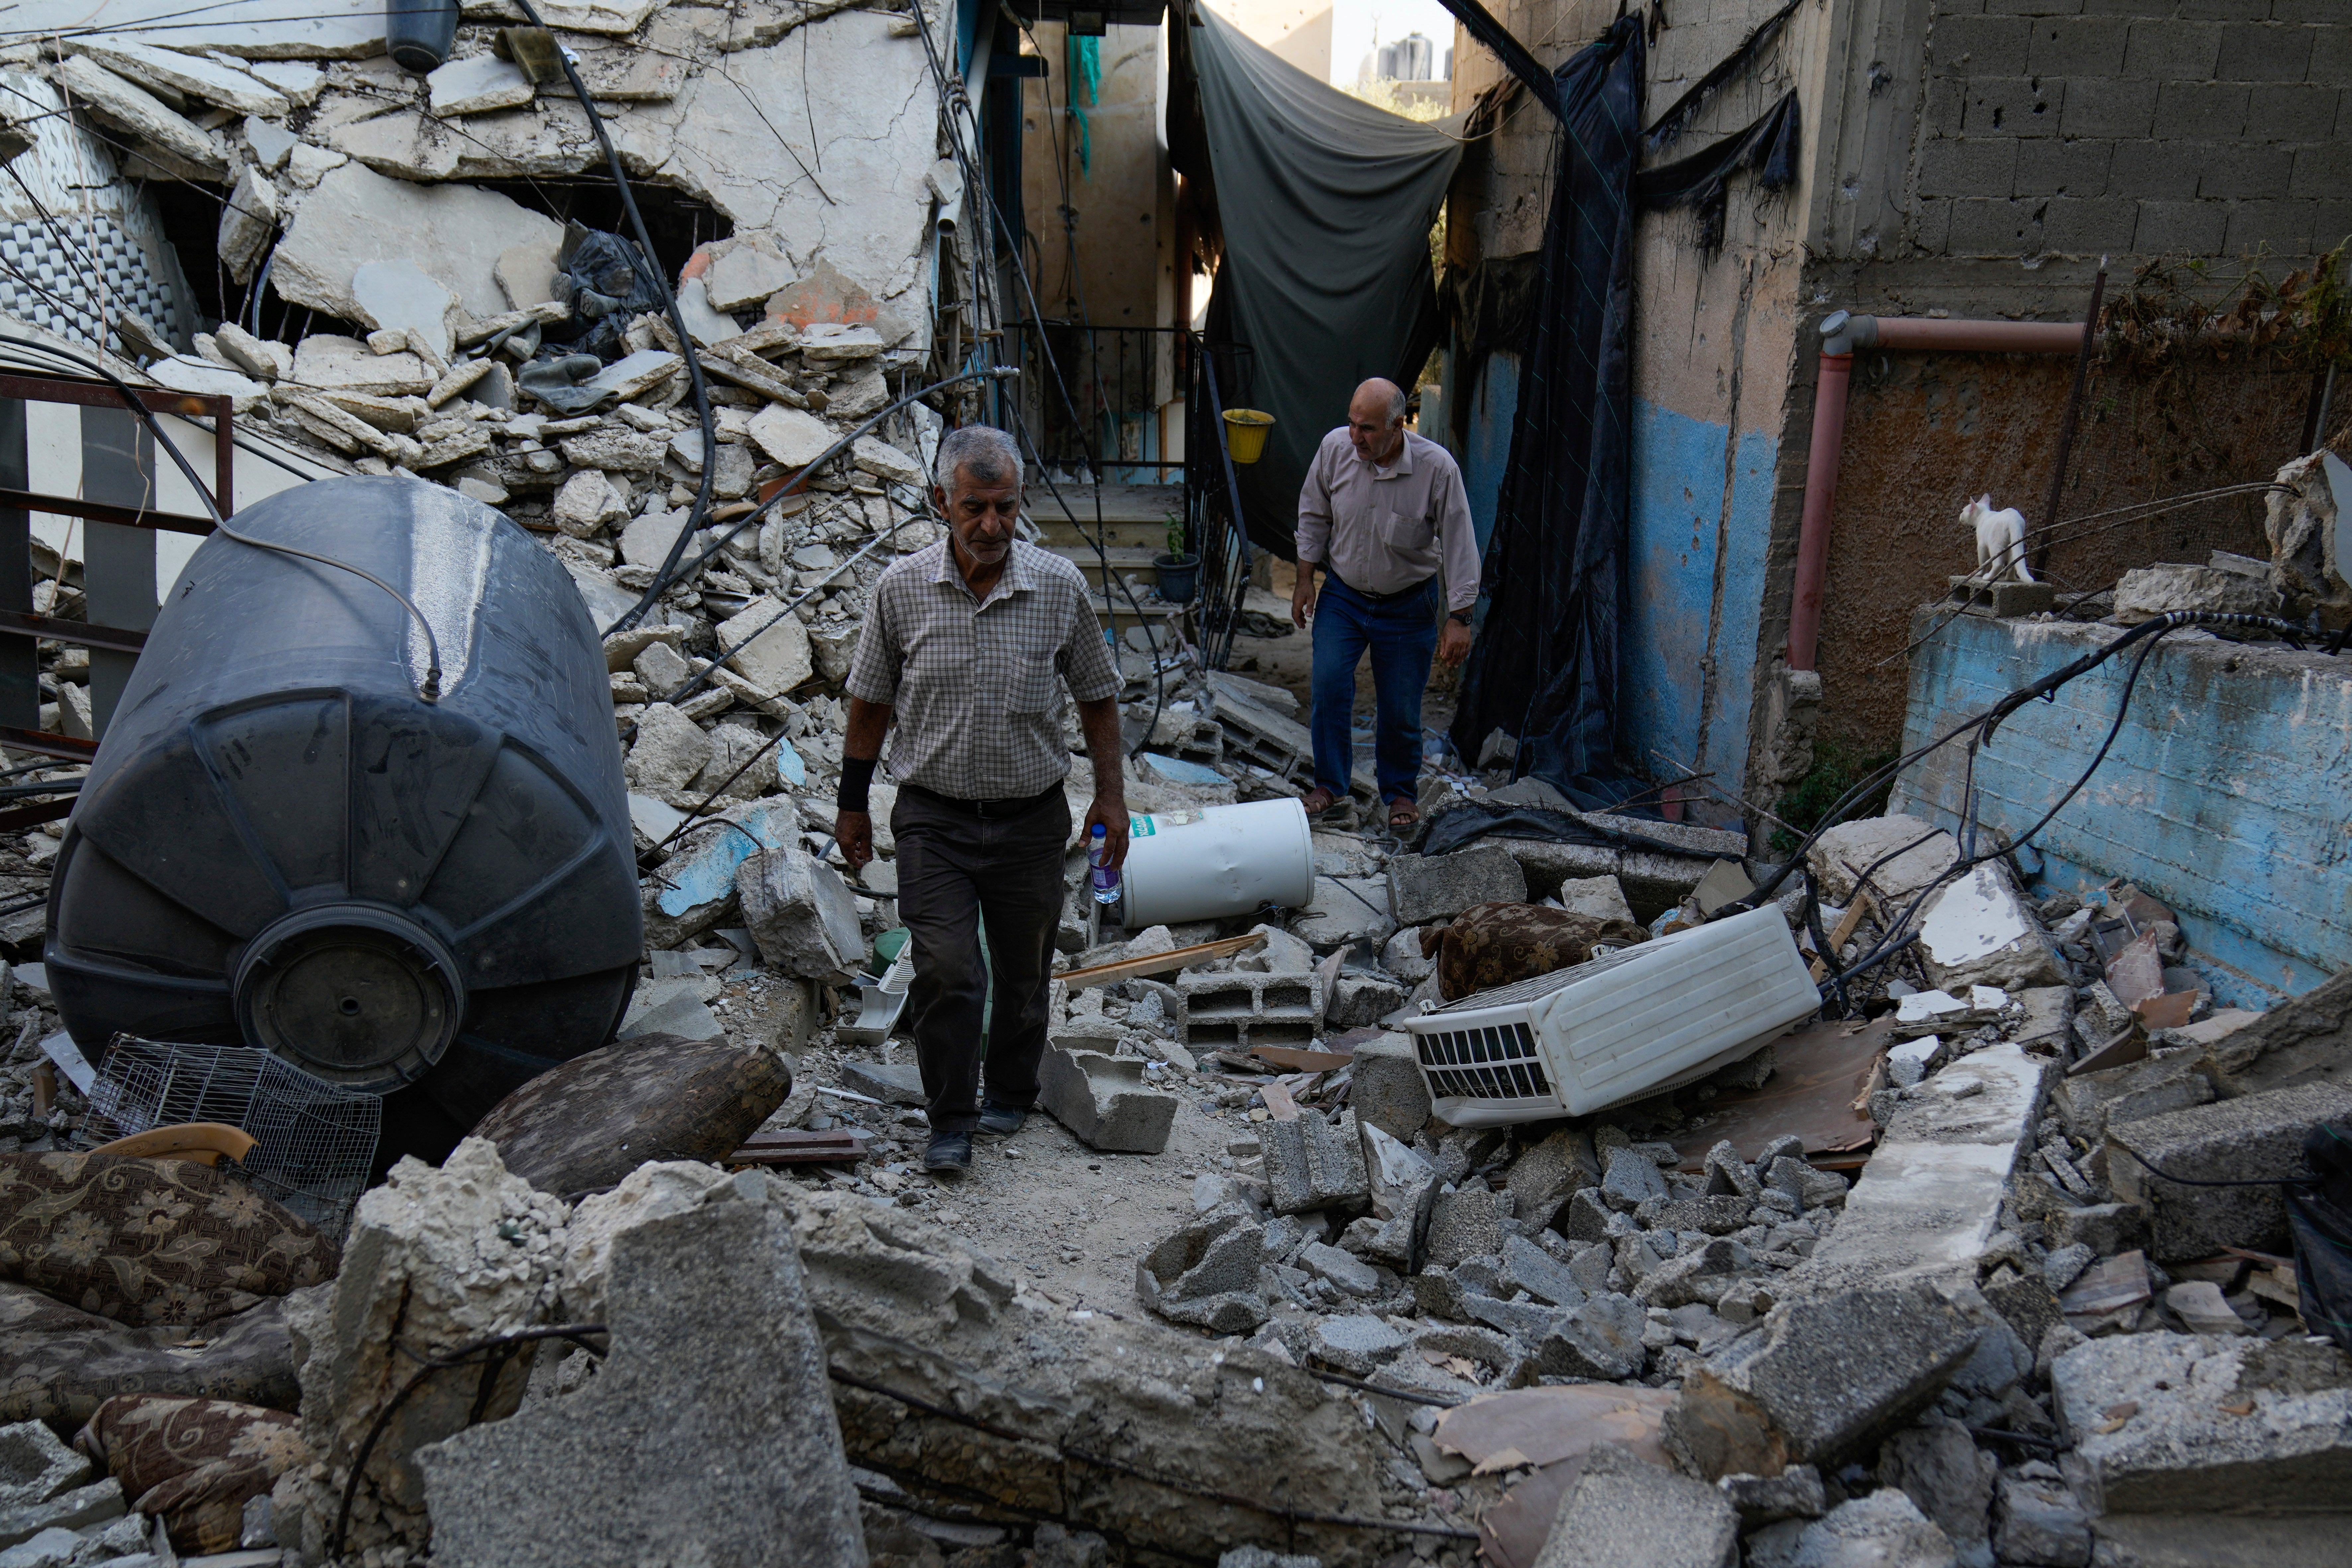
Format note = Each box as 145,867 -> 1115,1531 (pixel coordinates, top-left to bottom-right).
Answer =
1290,378 -> 1479,830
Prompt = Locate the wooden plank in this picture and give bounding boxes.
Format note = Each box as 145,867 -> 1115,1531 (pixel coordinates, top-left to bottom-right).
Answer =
1808,897 -> 1872,983
1261,1081 -> 1300,1121
0,727 -> 96,762
729,1129 -> 867,1166
1056,931 -> 1264,991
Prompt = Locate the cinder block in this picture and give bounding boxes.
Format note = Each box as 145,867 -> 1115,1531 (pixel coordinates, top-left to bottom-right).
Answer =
2290,143 -> 2352,202
2061,77 -> 2158,137
1351,1032 -> 1433,1143
2150,81 -> 2251,142
1175,969 -> 1321,1053
2121,19 -> 2222,79
1932,13 -> 2033,75
1963,76 -> 2064,136
2313,200 -> 2352,251
2216,21 -> 2315,82
1920,136 -> 2021,198
2112,140 -> 2207,199
2108,1082 -> 2352,1262
2043,195 -> 2139,252
2225,198 -> 2322,256
2177,0 -> 2272,18
2272,0 -> 2345,21
1911,197 -> 1957,254
2258,83 -> 2342,143
1039,1043 -> 1178,1153
2016,136 -> 2113,196
2197,143 -> 2295,201
2305,23 -> 2351,85
1264,1109 -> 1370,1216
1948,197 -> 2047,254
2025,16 -> 2130,76
1985,0 -> 2087,15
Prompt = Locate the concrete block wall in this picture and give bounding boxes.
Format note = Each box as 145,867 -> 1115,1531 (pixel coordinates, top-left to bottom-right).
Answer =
1912,1 -> 2349,260
1888,609 -> 2352,1008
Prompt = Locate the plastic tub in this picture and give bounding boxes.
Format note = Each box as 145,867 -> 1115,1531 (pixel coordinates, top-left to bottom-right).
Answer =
1117,798 -> 1314,927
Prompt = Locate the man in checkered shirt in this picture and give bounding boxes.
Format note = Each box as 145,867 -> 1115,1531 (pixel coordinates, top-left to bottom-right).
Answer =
835,424 -> 1126,1175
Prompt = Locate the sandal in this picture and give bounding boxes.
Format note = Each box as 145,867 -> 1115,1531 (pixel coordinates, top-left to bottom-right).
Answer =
1387,796 -> 1421,830
1299,786 -> 1342,817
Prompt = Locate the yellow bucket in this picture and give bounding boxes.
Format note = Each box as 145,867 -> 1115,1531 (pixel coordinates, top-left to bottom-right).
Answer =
1221,408 -> 1274,464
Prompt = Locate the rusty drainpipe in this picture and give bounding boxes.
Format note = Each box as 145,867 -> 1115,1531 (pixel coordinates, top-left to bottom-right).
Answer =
1785,310 -> 2088,672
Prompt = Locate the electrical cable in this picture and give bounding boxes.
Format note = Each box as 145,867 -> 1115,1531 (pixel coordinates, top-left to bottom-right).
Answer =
2111,1142 -> 2319,1189
508,0 -> 717,642
909,5 -> 1171,755
0,332 -> 446,700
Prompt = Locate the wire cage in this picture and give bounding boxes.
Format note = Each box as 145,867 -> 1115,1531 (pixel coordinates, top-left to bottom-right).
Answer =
77,1036 -> 382,1235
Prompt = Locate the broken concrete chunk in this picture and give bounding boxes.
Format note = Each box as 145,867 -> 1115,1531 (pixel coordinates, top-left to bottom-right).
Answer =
2193,966 -> 2352,1100
716,598 -> 814,697
1808,816 -> 1958,906
1875,1419 -> 1994,1563
1718,1465 -> 1825,1528
1779,1489 -> 1958,1568
1423,1185 -> 1505,1268
703,234 -> 796,313
217,165 -> 277,284
1555,873 -> 1637,924
737,847 -> 863,981
78,38 -> 289,116
1299,1246 -> 1385,1304
625,702 -> 713,796
1916,864 -> 2064,993
273,162 -> 564,322
1040,1043 -> 1177,1153
274,1141 -> 566,1563
1536,1294 -> 1648,1380
2108,1082 -> 2352,1261
350,258 -> 455,361
1348,1033 -> 1432,1145
1387,844 -> 1527,926
1136,1212 -> 1269,1333
0,1425 -> 89,1515
748,404 -> 836,468
2113,561 -> 2282,623
1263,1111 -> 1370,1216
56,56 -> 226,177
852,435 -> 924,487
1506,1124 -> 1600,1230
1536,1440 -> 1738,1568
1992,1473 -> 2090,1568
1601,1146 -> 1670,1211
288,334 -> 435,397
2050,1332 -> 2352,1515
419,1175 -> 865,1567
426,52 -> 535,116
1665,1285 -> 1980,1481
0,1479 -> 122,1551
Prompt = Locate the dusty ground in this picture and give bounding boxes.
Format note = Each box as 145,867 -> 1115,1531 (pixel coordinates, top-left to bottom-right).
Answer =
775,1028 -> 1257,1315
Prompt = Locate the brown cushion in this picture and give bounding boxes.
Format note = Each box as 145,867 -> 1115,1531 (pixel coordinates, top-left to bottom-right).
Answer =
472,1032 -> 794,1195
0,1280 -> 299,1428
74,1395 -> 310,1553
0,1152 -> 340,1326
1433,902 -> 1651,1002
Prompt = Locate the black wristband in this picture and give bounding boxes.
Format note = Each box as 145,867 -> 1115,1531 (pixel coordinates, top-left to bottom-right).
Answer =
1447,609 -> 1473,626
837,754 -> 878,814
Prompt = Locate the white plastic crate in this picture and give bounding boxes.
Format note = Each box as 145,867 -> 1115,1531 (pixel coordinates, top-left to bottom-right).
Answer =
1405,905 -> 1820,1127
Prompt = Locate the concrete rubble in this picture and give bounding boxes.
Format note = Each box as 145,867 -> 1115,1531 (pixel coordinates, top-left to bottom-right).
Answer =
0,8 -> 2339,1561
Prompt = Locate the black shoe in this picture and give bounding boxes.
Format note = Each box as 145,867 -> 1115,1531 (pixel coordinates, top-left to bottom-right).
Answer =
977,1104 -> 1028,1137
923,1131 -> 973,1173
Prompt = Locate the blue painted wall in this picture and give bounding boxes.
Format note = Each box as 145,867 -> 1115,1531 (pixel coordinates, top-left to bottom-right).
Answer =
1889,612 -> 2352,1008
1447,370 -> 1777,808
1622,400 -> 1777,817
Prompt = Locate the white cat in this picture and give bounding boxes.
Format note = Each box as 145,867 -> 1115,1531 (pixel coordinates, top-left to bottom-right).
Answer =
1959,494 -> 2034,583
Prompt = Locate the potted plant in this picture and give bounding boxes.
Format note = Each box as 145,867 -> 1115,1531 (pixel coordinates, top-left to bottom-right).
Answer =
1155,514 -> 1198,604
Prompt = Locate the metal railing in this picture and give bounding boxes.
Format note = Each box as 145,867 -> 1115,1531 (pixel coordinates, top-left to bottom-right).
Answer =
999,322 -> 1186,481
1184,339 -> 1254,670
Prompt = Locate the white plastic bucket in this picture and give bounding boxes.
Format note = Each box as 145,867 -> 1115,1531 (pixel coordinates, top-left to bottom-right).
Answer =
1118,798 -> 1316,927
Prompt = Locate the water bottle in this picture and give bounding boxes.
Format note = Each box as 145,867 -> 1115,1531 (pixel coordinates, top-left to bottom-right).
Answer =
1088,822 -> 1121,907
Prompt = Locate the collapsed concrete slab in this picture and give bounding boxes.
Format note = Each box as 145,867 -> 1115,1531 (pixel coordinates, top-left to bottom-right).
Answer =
272,162 -> 566,322
1535,1441 -> 1739,1568
418,1173 -> 865,1567
2194,968 -> 2352,1099
2107,1082 -> 2352,1262
2050,1332 -> 2352,1516
1387,845 -> 1526,925
772,1187 -> 1408,1565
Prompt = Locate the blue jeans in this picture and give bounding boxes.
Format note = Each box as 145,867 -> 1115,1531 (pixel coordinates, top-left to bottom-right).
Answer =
1310,573 -> 1438,803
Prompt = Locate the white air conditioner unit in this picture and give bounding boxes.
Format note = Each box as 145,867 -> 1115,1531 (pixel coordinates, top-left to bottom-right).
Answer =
1405,905 -> 1820,1127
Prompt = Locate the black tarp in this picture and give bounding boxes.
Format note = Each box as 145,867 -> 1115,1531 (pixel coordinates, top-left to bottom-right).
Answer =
1177,7 -> 1462,557
1446,15 -> 1647,807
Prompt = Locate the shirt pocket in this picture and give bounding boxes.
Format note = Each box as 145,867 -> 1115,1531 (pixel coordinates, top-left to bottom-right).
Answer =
1010,648 -> 1062,714
1374,504 -> 1434,555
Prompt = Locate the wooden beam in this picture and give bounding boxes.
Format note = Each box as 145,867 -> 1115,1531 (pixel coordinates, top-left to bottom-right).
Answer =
1055,931 -> 1265,991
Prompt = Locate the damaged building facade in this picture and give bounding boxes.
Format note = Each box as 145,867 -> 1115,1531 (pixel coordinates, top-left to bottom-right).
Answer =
0,0 -> 2346,1565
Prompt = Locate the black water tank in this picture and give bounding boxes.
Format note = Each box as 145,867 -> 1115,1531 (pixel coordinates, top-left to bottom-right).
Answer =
47,476 -> 640,1159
